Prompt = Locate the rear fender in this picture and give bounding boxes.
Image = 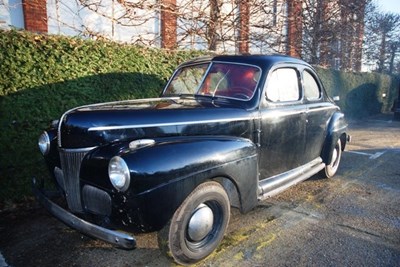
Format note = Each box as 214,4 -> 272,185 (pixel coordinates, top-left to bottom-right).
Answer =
321,112 -> 348,164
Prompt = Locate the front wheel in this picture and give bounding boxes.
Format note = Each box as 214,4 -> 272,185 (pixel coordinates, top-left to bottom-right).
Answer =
323,139 -> 342,178
157,181 -> 230,265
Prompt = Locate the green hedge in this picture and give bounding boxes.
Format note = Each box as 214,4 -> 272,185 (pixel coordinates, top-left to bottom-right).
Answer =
316,67 -> 399,118
0,30 -> 399,205
0,30 -> 206,205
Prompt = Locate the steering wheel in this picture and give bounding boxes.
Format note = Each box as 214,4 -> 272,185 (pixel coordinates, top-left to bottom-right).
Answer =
230,87 -> 254,100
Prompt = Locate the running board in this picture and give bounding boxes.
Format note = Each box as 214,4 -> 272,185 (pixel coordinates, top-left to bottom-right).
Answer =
258,158 -> 325,201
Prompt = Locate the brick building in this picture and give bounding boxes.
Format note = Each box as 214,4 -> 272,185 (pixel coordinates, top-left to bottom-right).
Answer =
22,0 -> 47,32
0,0 -> 366,71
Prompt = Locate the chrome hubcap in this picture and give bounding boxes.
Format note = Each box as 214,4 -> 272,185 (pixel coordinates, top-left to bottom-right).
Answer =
187,203 -> 214,242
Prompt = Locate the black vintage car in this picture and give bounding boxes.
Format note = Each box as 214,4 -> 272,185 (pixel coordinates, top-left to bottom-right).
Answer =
34,55 -> 350,265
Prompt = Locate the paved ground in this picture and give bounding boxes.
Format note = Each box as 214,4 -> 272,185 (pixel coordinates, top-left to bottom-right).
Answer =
0,114 -> 399,266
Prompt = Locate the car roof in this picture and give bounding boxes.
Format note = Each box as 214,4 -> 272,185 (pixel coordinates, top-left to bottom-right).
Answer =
179,54 -> 311,70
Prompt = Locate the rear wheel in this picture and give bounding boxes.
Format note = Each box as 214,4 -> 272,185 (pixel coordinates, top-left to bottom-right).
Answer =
323,139 -> 342,178
157,181 -> 230,265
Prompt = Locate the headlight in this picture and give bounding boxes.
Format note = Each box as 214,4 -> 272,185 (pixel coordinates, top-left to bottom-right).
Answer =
108,156 -> 130,192
38,131 -> 50,155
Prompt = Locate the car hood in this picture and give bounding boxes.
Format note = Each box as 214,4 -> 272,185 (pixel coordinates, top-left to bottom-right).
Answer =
58,97 -> 254,148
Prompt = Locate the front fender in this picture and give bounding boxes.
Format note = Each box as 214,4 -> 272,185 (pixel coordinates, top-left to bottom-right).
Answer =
321,111 -> 348,164
81,136 -> 258,232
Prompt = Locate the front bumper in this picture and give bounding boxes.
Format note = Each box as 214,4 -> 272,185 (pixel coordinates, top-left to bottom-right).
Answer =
32,177 -> 136,249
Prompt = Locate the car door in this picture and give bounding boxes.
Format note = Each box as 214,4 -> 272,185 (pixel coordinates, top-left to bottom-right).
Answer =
302,68 -> 337,163
258,66 -> 307,179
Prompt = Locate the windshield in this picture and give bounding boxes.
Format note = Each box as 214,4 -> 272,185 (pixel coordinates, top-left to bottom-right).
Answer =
163,62 -> 261,101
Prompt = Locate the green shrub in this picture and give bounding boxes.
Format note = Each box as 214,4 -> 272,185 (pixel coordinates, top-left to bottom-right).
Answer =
315,67 -> 399,118
0,29 -> 399,204
0,30 -> 206,204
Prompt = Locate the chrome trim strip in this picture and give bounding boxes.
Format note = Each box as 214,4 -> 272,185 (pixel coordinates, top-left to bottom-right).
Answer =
261,107 -> 306,118
88,117 -> 250,131
259,162 -> 325,200
32,178 -> 136,249
59,147 -> 97,153
258,157 -> 325,200
307,106 -> 336,113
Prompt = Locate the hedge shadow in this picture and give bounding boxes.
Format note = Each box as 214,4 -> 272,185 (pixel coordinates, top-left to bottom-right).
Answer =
0,72 -> 164,204
345,83 -> 383,119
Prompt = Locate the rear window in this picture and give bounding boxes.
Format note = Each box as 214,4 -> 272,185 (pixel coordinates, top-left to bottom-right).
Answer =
303,70 -> 321,101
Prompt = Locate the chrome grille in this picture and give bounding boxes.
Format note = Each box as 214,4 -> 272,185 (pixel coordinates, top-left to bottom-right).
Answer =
59,148 -> 93,213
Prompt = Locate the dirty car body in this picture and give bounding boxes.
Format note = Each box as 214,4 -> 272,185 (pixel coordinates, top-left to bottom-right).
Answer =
34,55 -> 349,265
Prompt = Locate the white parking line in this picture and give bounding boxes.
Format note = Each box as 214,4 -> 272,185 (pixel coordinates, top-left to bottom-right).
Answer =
347,151 -> 373,156
369,119 -> 393,123
369,151 -> 386,159
347,150 -> 386,159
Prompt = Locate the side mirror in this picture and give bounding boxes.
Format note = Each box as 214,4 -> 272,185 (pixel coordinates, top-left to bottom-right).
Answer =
333,96 -> 340,102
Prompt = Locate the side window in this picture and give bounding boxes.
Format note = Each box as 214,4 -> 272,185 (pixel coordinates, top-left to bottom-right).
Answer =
266,68 -> 300,102
303,70 -> 321,101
